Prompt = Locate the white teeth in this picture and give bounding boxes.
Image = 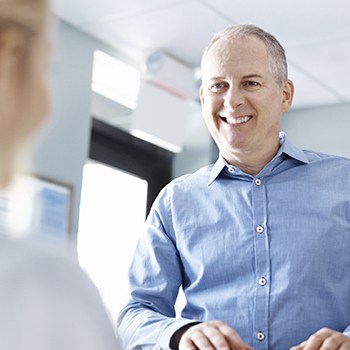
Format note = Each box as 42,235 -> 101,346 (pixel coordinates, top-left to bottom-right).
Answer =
226,116 -> 252,124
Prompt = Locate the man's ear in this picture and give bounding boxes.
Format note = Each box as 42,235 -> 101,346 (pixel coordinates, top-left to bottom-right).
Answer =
199,85 -> 204,105
281,79 -> 294,112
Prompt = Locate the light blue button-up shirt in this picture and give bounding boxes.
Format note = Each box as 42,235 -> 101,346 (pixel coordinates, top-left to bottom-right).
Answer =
118,133 -> 350,350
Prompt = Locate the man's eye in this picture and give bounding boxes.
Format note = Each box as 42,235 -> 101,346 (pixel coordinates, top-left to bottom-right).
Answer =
210,83 -> 228,92
243,81 -> 260,88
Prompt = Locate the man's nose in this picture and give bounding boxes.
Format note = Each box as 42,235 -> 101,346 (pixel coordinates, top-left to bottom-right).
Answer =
224,87 -> 244,110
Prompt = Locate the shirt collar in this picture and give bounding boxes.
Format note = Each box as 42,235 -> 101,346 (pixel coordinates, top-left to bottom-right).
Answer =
207,132 -> 309,186
276,131 -> 309,164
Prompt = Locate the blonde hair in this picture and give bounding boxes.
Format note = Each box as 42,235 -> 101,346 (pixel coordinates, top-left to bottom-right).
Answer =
0,0 -> 48,35
201,24 -> 288,86
0,0 -> 50,189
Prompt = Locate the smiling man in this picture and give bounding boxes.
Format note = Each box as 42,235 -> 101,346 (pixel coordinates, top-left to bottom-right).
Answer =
117,24 -> 350,350
200,32 -> 293,177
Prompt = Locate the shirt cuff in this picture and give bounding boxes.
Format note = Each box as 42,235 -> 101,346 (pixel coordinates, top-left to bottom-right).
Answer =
158,319 -> 199,350
343,324 -> 350,338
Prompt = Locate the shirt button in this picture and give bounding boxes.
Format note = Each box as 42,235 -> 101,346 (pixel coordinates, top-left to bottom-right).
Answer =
257,331 -> 265,341
258,277 -> 267,286
256,225 -> 264,234
254,178 -> 262,186
228,167 -> 235,173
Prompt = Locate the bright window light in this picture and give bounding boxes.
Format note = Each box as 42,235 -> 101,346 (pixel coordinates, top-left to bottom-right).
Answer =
77,161 -> 148,322
91,50 -> 141,109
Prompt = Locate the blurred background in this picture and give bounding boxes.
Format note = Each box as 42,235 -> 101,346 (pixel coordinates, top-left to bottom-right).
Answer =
3,0 -> 349,323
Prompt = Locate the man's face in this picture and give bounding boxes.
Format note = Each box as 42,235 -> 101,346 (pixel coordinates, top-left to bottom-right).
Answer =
200,36 -> 293,163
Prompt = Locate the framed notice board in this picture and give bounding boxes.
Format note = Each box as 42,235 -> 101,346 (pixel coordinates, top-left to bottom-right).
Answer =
0,173 -> 73,241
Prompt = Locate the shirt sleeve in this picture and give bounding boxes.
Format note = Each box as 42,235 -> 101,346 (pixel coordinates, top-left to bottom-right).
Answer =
117,186 -> 195,349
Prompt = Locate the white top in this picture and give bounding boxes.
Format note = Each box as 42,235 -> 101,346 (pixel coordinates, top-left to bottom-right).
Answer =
0,234 -> 122,350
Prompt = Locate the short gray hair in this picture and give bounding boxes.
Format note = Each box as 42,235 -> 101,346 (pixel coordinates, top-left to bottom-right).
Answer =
201,24 -> 288,86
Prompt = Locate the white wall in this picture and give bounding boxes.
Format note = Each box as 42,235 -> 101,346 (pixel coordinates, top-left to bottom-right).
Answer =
281,103 -> 350,158
29,20 -> 99,242
29,18 -> 210,244
172,101 -> 213,178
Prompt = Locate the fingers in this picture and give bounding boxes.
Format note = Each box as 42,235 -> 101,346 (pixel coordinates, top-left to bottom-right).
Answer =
290,340 -> 307,350
178,321 -> 253,350
290,328 -> 350,350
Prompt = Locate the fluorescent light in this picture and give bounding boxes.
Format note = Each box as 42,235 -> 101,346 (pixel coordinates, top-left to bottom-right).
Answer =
131,129 -> 183,153
91,50 -> 141,110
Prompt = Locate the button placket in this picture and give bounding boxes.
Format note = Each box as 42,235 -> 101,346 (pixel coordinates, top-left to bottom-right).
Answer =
252,175 -> 269,349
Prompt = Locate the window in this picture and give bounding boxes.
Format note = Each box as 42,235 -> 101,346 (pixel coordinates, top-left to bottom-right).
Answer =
79,118 -> 173,322
77,161 -> 147,322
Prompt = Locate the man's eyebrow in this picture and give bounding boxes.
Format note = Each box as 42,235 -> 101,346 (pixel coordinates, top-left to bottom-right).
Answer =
242,74 -> 264,80
206,74 -> 264,81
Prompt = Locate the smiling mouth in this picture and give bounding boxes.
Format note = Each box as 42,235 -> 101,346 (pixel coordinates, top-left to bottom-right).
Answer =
221,115 -> 253,125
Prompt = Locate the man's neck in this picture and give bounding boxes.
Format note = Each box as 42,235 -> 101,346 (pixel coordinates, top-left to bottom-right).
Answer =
222,142 -> 280,177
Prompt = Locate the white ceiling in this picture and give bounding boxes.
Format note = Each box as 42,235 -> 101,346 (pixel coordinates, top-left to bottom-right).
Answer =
52,0 -> 350,110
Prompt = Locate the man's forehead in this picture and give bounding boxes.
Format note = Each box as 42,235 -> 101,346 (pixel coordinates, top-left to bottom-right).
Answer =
202,36 -> 270,79
206,35 -> 268,60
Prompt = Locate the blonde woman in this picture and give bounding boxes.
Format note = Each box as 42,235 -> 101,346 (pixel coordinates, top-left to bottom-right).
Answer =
0,1 -> 121,349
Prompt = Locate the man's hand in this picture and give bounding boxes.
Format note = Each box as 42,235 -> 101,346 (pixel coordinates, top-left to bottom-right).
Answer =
178,321 -> 253,350
290,328 -> 350,350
